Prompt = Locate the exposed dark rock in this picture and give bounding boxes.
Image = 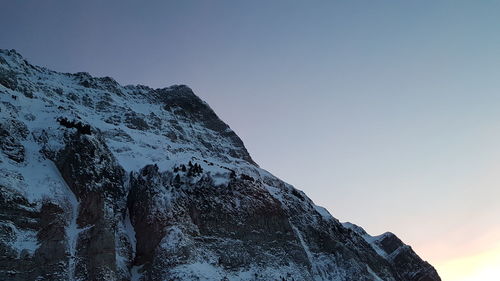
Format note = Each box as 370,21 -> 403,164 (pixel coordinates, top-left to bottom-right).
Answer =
0,186 -> 67,281
0,119 -> 28,163
124,112 -> 149,131
0,68 -> 18,90
57,117 -> 92,135
55,132 -> 127,281
22,90 -> 33,98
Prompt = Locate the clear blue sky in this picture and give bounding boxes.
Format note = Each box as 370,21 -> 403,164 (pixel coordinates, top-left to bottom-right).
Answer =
2,1 -> 500,277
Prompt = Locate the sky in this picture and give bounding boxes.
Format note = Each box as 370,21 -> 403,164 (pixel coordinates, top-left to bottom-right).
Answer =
1,1 -> 500,280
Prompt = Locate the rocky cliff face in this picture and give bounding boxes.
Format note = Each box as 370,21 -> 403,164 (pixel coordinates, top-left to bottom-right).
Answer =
0,49 -> 441,281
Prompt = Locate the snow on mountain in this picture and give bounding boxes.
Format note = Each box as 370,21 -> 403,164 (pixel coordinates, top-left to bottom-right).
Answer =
0,49 -> 440,281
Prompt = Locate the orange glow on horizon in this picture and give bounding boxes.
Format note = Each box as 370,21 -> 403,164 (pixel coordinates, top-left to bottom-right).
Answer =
436,240 -> 500,281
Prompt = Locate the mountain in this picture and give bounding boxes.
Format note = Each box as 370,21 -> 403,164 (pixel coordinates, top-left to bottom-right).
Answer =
0,49 -> 441,281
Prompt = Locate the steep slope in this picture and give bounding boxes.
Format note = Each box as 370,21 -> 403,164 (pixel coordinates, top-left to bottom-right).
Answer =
0,49 -> 440,281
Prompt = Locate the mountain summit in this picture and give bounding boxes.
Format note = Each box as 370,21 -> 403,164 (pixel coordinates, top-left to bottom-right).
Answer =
0,49 -> 440,281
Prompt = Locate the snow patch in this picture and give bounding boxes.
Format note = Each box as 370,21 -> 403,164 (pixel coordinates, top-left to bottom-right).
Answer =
314,205 -> 334,221
8,223 -> 38,258
130,265 -> 143,281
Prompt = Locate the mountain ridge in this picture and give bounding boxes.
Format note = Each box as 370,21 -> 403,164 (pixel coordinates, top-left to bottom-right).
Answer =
0,49 -> 440,281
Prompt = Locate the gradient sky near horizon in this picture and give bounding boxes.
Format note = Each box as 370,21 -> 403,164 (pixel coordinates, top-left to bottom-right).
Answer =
2,1 -> 500,280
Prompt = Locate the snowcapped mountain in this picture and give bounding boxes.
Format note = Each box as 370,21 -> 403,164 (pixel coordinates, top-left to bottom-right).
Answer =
0,49 -> 441,281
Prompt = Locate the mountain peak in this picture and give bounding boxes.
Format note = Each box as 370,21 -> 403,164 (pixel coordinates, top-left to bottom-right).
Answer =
0,48 -> 23,60
0,50 -> 440,281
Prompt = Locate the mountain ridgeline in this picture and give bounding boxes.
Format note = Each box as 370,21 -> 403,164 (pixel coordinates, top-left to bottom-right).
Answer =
0,49 -> 441,281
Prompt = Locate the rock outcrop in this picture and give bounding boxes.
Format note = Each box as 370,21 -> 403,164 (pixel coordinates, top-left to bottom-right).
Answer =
0,49 -> 440,281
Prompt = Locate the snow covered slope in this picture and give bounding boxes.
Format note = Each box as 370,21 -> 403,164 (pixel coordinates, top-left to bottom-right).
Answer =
0,49 -> 440,281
